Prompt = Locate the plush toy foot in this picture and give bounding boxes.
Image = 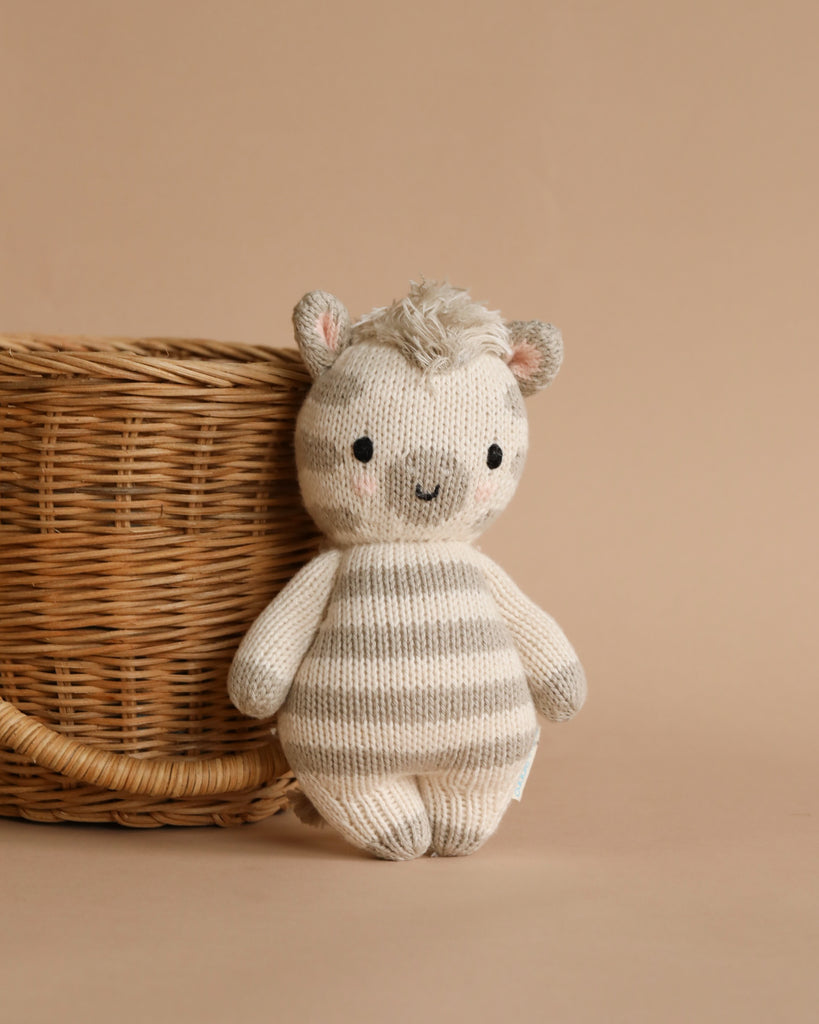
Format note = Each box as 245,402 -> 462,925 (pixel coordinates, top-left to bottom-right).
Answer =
417,767 -> 519,857
429,822 -> 490,858
299,775 -> 431,861
363,810 -> 431,862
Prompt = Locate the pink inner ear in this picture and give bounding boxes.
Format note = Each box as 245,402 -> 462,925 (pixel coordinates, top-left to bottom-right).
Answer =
317,311 -> 339,351
508,340 -> 541,381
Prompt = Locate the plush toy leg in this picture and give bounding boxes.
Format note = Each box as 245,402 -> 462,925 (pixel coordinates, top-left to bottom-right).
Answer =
298,773 -> 432,861
417,765 -> 522,857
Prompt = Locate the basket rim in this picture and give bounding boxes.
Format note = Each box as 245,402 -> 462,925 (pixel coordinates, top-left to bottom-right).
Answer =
0,333 -> 308,387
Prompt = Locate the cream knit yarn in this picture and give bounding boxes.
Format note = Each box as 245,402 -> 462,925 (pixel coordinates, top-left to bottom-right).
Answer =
228,281 -> 586,860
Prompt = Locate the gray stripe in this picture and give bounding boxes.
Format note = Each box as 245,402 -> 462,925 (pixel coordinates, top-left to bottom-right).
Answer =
364,811 -> 431,860
308,370 -> 365,407
287,677 -> 531,726
307,618 -> 512,662
297,432 -> 345,473
509,448 -> 526,480
310,505 -> 362,534
286,728 -> 538,776
430,824 -> 488,856
333,560 -> 486,602
504,383 -> 526,418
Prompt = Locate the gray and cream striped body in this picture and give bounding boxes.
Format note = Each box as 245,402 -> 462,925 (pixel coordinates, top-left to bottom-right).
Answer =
228,282 -> 587,860
277,541 -> 538,855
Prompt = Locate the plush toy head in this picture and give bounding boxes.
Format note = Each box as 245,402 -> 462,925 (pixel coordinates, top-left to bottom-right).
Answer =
292,280 -> 562,546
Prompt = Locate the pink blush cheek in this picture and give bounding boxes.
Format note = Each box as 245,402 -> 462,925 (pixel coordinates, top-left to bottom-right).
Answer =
353,474 -> 377,497
474,481 -> 497,503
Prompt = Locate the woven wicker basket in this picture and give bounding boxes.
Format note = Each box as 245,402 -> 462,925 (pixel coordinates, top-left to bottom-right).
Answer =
0,333 -> 319,827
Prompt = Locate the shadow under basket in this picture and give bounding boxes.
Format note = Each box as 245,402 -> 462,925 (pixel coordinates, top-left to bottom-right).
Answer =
0,333 -> 319,826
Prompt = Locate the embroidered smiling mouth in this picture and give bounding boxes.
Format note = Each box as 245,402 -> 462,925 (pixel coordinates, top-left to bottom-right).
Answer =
414,483 -> 440,502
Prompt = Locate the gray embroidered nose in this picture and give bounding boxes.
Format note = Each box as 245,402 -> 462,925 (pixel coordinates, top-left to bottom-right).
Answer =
386,449 -> 470,525
415,483 -> 440,502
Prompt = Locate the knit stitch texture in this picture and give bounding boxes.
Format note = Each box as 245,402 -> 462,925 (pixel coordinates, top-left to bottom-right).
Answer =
228,281 -> 586,859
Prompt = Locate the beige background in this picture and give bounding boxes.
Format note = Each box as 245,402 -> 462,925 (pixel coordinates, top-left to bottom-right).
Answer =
1,1 -> 816,1022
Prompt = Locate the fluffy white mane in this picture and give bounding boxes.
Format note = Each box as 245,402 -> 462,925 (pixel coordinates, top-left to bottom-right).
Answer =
352,279 -> 511,374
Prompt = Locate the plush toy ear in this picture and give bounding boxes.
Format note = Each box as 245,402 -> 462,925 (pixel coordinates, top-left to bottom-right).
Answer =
292,291 -> 353,379
505,320 -> 564,396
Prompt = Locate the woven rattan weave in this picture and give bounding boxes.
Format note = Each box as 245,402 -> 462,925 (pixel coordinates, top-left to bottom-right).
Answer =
0,334 -> 319,826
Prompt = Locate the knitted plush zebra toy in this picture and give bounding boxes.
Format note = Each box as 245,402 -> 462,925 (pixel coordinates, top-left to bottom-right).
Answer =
228,281 -> 586,860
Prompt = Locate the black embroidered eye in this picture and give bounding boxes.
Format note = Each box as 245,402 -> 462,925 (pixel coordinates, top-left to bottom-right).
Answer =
352,436 -> 373,463
487,443 -> 503,470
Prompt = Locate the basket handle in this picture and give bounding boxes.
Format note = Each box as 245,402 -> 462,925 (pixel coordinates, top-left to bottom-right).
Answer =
0,696 -> 283,798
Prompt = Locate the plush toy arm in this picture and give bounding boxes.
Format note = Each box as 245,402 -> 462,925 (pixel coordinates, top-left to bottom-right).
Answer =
477,553 -> 587,722
227,548 -> 341,719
